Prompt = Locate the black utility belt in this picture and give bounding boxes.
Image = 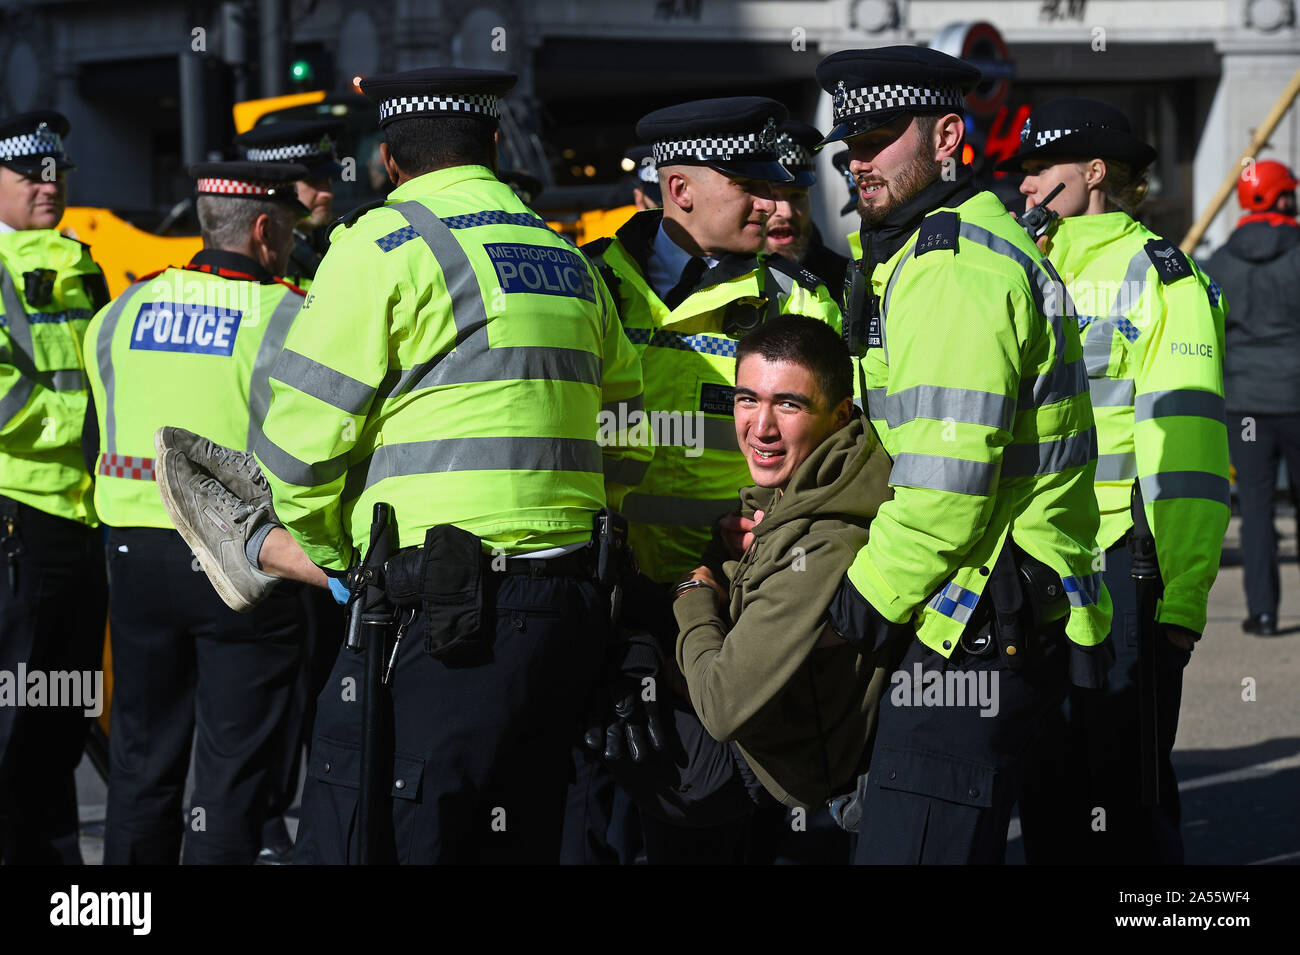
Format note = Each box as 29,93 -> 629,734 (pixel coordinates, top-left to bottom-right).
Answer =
958,545 -> 1070,665
385,540 -> 595,583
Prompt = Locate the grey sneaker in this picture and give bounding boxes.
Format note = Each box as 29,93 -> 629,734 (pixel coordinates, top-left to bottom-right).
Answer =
155,447 -> 279,612
154,426 -> 271,507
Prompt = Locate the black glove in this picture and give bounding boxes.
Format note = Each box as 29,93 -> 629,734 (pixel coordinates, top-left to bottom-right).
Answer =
584,629 -> 669,764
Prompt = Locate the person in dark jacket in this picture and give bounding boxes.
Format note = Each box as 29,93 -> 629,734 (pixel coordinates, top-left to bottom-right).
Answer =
1206,159 -> 1300,636
767,122 -> 850,303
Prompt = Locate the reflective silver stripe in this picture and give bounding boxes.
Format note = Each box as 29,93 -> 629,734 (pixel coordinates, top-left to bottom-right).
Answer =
0,269 -> 88,395
1133,389 -> 1226,424
1140,471 -> 1231,506
1095,452 -> 1138,482
1109,249 -> 1152,321
866,387 -> 886,423
620,493 -> 738,527
1001,429 -> 1096,478
1019,357 -> 1087,408
1082,322 -> 1116,376
271,348 -> 375,416
1089,376 -> 1135,408
389,200 -> 487,341
958,222 -> 1071,362
0,374 -> 34,428
95,279 -> 151,454
345,436 -> 603,497
600,393 -> 644,419
254,431 -> 349,488
882,247 -> 915,324
383,345 -> 602,399
927,579 -> 980,624
889,452 -> 997,496
603,455 -> 651,486
884,384 -> 1015,432
247,291 -> 305,451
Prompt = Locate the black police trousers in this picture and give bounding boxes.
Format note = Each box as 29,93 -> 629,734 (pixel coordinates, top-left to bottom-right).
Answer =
854,621 -> 1070,864
102,527 -> 301,865
1019,542 -> 1191,864
1229,411 -> 1300,619
295,571 -> 608,864
0,496 -> 106,864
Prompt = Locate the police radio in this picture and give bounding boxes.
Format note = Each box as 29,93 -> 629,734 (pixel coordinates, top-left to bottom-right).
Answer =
841,259 -> 878,359
1018,182 -> 1066,241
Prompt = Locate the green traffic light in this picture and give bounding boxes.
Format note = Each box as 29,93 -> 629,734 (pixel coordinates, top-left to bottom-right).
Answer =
290,60 -> 313,83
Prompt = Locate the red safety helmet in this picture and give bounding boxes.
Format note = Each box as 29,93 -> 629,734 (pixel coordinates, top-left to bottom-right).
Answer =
1238,159 -> 1299,211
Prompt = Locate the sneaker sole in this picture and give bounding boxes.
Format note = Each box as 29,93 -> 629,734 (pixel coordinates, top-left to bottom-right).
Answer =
154,438 -> 261,613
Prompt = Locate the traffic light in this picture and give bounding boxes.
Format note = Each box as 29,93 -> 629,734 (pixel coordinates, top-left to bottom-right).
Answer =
290,59 -> 313,84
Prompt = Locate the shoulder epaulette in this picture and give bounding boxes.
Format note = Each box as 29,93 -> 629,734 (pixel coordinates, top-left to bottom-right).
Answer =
915,210 -> 959,256
328,198 -> 387,238
1144,237 -> 1192,284
580,235 -> 622,312
765,252 -> 824,291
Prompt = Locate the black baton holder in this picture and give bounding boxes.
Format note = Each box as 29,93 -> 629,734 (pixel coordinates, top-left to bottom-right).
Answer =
344,502 -> 396,865
1129,485 -> 1162,809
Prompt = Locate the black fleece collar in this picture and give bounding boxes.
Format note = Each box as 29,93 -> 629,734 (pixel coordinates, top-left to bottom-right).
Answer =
859,167 -> 978,271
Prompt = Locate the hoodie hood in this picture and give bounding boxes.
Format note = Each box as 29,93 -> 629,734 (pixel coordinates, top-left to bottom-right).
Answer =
1223,218 -> 1300,263
740,411 -> 892,533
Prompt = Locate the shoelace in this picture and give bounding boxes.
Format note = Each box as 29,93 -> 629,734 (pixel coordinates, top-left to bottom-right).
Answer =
195,475 -> 262,525
203,441 -> 268,490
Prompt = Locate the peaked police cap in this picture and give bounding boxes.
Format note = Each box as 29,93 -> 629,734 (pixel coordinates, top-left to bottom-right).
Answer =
189,161 -> 311,216
636,97 -> 793,183
0,110 -> 76,174
234,119 -> 344,178
359,67 -> 517,128
816,47 -> 979,146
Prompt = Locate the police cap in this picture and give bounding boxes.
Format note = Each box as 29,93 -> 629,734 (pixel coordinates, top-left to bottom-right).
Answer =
815,47 -> 980,146
359,67 -> 517,128
234,119 -> 344,179
776,121 -> 824,188
995,98 -> 1156,174
635,97 -> 793,184
622,144 -> 661,203
189,161 -> 311,217
0,110 -> 75,175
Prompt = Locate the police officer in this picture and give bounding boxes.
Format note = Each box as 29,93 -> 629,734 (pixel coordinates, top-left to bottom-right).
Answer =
0,110 -> 109,864
157,67 -> 650,864
83,162 -> 309,864
622,144 -> 661,211
815,48 -> 1114,864
767,121 -> 850,302
576,98 -> 842,864
1000,98 -> 1230,864
234,120 -> 344,285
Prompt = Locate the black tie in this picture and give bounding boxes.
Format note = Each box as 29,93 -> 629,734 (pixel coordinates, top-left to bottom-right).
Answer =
663,257 -> 707,309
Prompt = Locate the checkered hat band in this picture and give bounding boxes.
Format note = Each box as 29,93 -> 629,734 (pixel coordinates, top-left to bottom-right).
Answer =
244,141 -> 332,162
378,94 -> 500,122
777,139 -> 816,170
197,177 -> 273,196
0,129 -> 65,162
835,84 -> 965,122
653,133 -> 776,165
1025,126 -> 1109,148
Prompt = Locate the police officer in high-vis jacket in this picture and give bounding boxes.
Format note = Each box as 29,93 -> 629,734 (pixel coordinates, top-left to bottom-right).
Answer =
154,68 -> 650,864
83,162 -> 310,864
1001,99 -> 1230,865
0,110 -> 109,864
234,120 -> 344,287
815,48 -> 1114,865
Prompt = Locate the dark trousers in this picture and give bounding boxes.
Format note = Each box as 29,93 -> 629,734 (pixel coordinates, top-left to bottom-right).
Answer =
854,623 -> 1070,864
1019,543 -> 1191,864
102,527 -> 302,865
295,572 -> 608,864
1228,411 -> 1300,617
0,497 -> 106,864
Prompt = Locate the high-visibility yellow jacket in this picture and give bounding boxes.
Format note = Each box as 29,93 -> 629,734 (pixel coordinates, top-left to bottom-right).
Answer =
845,190 -> 1112,674
1045,212 -> 1230,634
0,229 -> 107,523
83,255 -> 305,528
256,165 -> 651,571
584,209 -> 843,583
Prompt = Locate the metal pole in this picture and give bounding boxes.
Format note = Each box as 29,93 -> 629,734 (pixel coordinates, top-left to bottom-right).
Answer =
178,52 -> 206,168
259,0 -> 286,98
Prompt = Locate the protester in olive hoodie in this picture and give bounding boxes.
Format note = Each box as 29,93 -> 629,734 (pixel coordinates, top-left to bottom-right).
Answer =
672,317 -> 893,809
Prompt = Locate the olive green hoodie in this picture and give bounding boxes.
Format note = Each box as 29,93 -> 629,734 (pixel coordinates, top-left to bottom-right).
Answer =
674,412 -> 893,809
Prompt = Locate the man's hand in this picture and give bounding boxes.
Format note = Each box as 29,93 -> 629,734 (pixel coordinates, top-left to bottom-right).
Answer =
719,510 -> 764,558
583,630 -> 669,764
1164,624 -> 1200,652
683,565 -> 728,604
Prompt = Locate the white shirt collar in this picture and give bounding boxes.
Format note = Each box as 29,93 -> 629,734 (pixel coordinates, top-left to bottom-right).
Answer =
0,220 -> 16,234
